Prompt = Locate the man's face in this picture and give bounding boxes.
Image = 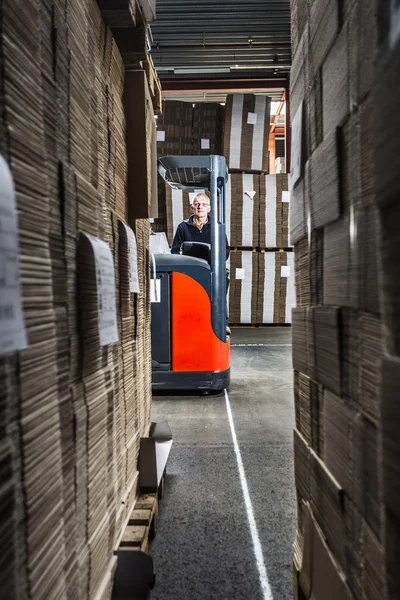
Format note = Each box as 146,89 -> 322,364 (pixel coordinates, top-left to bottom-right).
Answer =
192,196 -> 210,218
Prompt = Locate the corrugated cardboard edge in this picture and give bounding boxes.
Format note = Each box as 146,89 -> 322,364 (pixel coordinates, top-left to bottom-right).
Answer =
295,502 -> 352,600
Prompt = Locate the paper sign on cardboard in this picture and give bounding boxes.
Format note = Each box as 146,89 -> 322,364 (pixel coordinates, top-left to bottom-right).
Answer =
236,268 -> 245,280
201,139 -> 210,150
245,190 -> 257,200
282,191 -> 290,203
247,112 -> 258,125
290,101 -> 304,187
150,279 -> 161,303
123,224 -> 140,293
281,265 -> 291,278
0,155 -> 28,356
84,233 -> 119,346
156,130 -> 166,142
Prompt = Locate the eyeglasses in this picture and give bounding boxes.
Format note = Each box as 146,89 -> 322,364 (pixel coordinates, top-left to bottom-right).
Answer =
193,202 -> 210,208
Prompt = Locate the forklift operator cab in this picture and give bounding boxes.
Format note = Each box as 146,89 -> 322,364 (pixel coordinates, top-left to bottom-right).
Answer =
151,155 -> 230,392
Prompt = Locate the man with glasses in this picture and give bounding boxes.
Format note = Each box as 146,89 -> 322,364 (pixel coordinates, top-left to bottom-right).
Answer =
171,192 -> 230,259
171,192 -> 231,333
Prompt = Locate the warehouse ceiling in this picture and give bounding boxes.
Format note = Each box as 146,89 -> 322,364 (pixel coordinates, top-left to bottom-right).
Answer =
149,0 -> 291,84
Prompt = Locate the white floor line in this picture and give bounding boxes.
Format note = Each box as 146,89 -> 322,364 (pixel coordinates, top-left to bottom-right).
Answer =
224,389 -> 274,600
231,343 -> 292,347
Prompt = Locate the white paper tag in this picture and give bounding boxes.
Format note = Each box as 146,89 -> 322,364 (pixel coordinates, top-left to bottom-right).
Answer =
281,265 -> 291,278
201,139 -> 210,150
0,156 -> 28,356
247,112 -> 258,125
236,268 -> 245,280
123,224 -> 140,294
245,190 -> 256,200
84,234 -> 119,346
150,279 -> 161,303
282,191 -> 290,203
156,130 -> 166,142
290,101 -> 304,187
150,232 -> 170,254
390,0 -> 400,48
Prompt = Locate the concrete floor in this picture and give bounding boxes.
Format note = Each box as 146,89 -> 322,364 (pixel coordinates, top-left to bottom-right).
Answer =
150,328 -> 296,600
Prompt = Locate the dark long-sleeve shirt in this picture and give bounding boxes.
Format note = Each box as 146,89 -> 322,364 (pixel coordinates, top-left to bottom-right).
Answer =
171,216 -> 230,259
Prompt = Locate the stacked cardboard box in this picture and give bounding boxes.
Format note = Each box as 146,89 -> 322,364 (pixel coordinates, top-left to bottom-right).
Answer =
223,94 -> 271,172
163,173 -> 291,249
372,4 -> 400,597
192,103 -> 224,156
259,174 -> 291,248
156,100 -> 224,158
228,252 -> 259,324
257,251 -> 296,325
226,173 -> 260,247
154,101 -> 225,233
228,251 -> 295,325
156,100 -> 194,157
222,97 -> 290,324
290,1 -> 390,598
0,1 -> 154,599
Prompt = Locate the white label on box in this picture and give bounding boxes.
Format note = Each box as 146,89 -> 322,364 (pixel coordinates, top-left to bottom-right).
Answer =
84,234 -> 119,346
390,0 -> 400,47
123,224 -> 140,294
282,191 -> 290,203
236,268 -> 245,280
201,139 -> 210,150
150,279 -> 161,303
0,156 -> 27,356
290,101 -> 304,187
245,190 -> 257,200
156,130 -> 166,142
281,265 -> 291,278
247,112 -> 258,125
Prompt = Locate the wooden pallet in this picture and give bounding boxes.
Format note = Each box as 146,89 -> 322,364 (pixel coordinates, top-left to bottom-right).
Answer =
118,469 -> 166,554
120,493 -> 158,554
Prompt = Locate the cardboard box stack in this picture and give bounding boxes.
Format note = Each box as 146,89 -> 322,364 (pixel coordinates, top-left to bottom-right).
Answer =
290,0 -> 394,597
228,251 -> 295,325
223,94 -> 271,172
222,94 -> 294,324
372,3 -> 400,598
0,1 -> 154,598
153,93 -> 292,325
154,100 -> 225,233
192,103 -> 224,156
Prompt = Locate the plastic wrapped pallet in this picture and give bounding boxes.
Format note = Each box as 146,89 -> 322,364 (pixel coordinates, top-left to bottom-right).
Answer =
257,251 -> 296,324
223,94 -> 271,172
228,251 -> 258,324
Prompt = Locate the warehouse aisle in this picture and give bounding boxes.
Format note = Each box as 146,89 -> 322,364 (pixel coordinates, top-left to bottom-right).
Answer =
150,328 -> 296,600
